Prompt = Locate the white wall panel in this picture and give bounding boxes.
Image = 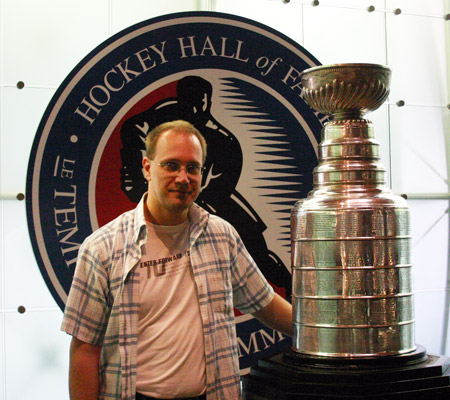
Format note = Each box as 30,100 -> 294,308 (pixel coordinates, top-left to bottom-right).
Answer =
111,0 -> 208,35
318,0 -> 385,8
213,0 -> 304,45
2,0 -> 109,87
0,315 -> 4,400
2,87 -> 55,194
415,289 -> 450,356
409,199 -> 449,291
2,201 -> 57,309
303,4 -> 387,65
4,311 -> 70,400
389,105 -> 449,194
387,13 -> 448,106
386,0 -> 445,16
446,307 -> 450,355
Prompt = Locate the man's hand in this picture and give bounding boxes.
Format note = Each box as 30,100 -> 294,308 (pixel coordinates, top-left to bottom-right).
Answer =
252,293 -> 293,336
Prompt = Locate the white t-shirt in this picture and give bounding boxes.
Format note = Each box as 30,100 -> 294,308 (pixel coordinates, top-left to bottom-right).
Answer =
136,220 -> 206,398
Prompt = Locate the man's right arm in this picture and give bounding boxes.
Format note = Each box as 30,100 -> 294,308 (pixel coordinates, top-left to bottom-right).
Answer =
69,336 -> 102,400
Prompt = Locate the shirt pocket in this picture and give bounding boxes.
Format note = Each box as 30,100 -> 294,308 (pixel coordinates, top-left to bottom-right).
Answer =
207,269 -> 233,315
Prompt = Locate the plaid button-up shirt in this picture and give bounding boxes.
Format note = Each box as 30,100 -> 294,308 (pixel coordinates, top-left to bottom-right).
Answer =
61,196 -> 274,400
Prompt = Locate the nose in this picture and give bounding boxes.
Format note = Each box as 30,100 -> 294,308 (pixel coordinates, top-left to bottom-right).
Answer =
175,166 -> 190,183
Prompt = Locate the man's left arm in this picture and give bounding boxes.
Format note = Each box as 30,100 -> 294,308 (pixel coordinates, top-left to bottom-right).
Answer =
252,293 -> 293,337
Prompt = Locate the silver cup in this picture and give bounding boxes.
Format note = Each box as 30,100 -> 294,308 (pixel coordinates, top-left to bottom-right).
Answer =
291,64 -> 416,357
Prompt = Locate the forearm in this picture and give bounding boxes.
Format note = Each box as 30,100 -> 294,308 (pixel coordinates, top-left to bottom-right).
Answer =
252,293 -> 293,337
69,337 -> 102,400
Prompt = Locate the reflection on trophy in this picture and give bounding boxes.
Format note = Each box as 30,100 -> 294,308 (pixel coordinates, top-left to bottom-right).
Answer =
243,64 -> 450,399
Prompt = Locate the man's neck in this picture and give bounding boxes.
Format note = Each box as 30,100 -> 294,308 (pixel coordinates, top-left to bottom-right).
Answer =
144,200 -> 188,226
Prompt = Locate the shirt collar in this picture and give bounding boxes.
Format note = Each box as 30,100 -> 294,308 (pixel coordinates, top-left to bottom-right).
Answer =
133,194 -> 148,245
188,202 -> 209,228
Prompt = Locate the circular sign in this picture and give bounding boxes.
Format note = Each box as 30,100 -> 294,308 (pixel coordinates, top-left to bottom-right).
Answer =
26,11 -> 324,370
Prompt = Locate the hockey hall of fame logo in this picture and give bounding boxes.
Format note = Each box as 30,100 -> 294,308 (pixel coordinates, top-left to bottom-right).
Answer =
26,11 -> 325,370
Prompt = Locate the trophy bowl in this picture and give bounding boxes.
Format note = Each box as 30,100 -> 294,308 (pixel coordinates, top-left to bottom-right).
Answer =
300,63 -> 391,120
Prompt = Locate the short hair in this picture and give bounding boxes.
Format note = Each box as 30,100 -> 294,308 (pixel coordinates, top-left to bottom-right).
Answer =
145,120 -> 207,164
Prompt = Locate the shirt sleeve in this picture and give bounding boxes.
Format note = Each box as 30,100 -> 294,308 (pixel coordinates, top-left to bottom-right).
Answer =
228,226 -> 274,314
61,238 -> 111,345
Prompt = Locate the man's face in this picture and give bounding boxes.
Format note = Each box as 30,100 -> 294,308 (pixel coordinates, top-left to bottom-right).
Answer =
143,129 -> 203,224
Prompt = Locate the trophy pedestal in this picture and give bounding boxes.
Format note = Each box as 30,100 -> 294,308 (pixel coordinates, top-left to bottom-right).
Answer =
242,347 -> 450,399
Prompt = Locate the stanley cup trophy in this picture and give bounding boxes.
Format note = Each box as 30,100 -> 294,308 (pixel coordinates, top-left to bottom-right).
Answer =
243,64 -> 450,399
291,63 -> 414,358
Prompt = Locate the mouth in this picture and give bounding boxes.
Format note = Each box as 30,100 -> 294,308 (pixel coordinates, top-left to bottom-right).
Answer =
169,189 -> 192,195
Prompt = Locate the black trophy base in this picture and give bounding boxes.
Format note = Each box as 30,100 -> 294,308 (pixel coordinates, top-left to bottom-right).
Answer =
242,346 -> 450,399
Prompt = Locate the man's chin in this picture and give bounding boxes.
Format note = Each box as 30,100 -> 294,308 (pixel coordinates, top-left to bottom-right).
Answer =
169,196 -> 194,209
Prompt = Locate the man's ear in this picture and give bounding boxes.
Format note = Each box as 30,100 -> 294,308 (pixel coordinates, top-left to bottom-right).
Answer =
142,157 -> 151,181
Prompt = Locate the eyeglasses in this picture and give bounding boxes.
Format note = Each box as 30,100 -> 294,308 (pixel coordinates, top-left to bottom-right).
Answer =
152,160 -> 204,176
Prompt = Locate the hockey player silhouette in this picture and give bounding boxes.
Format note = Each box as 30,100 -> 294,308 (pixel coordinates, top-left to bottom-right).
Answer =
120,76 -> 291,298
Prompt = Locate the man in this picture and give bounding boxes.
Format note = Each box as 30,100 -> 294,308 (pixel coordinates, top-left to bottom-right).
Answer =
62,120 -> 293,400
